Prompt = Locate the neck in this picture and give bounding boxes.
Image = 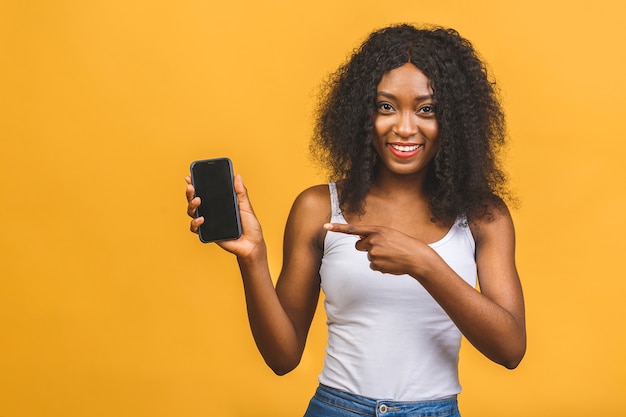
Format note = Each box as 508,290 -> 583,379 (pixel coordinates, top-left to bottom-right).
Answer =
370,166 -> 430,201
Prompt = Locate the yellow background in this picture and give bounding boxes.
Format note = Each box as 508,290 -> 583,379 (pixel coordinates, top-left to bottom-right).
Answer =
1,0 -> 625,416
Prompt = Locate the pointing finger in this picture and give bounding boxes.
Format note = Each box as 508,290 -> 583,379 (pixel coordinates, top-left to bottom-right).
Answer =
323,223 -> 377,238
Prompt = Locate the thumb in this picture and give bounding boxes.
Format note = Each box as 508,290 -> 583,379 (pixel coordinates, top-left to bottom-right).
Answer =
234,174 -> 254,212
233,173 -> 245,194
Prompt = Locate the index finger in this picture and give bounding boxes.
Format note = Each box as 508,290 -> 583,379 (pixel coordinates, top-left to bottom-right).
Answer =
323,223 -> 377,237
185,176 -> 196,202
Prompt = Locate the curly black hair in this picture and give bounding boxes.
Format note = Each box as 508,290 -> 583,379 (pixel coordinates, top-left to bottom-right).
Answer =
310,23 -> 512,224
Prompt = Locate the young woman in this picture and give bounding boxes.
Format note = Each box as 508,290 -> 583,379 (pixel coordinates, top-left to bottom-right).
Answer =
186,24 -> 526,417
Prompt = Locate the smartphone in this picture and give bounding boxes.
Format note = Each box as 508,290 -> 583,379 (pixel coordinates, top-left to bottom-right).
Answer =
190,158 -> 242,243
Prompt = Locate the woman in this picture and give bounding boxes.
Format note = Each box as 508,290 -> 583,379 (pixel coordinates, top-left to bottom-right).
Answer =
186,24 -> 526,417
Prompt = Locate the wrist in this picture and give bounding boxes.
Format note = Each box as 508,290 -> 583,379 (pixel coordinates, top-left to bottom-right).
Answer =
236,240 -> 267,267
409,245 -> 440,281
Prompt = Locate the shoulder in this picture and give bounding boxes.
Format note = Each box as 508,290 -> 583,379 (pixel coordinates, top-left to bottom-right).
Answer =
469,197 -> 515,247
285,184 -> 332,249
291,184 -> 331,213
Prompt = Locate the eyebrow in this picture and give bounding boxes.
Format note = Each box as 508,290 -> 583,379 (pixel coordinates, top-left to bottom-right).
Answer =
376,91 -> 434,101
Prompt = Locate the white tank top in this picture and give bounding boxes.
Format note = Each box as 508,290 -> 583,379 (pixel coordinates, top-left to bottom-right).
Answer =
318,183 -> 477,401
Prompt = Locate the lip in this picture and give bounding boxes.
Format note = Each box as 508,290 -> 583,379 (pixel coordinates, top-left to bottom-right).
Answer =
387,143 -> 423,159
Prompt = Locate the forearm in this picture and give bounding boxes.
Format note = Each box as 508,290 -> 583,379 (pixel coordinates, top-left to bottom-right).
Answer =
415,251 -> 526,369
237,245 -> 303,375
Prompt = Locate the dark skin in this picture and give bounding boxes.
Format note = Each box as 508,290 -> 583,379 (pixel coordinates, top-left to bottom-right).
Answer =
187,175 -> 327,374
185,63 -> 526,374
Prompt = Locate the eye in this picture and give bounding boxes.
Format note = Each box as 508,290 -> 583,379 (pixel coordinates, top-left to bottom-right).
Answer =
377,102 -> 395,113
418,104 -> 436,116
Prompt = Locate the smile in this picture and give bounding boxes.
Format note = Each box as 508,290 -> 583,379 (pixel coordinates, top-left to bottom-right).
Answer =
387,143 -> 423,159
390,144 -> 422,152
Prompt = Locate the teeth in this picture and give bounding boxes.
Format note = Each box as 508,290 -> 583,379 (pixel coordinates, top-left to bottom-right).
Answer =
391,144 -> 420,152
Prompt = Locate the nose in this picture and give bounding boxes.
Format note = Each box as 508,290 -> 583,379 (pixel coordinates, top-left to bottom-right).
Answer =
394,111 -> 418,138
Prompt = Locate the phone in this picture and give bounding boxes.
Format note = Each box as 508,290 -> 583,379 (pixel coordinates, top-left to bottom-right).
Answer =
190,158 -> 242,243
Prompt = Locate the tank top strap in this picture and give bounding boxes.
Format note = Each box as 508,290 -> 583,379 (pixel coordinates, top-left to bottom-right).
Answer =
327,182 -> 344,222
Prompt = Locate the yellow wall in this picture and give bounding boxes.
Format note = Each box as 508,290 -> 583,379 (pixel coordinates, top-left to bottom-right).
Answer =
1,1 -> 625,416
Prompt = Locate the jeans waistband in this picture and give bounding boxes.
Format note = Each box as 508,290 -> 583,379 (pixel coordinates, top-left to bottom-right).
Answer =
314,384 -> 460,416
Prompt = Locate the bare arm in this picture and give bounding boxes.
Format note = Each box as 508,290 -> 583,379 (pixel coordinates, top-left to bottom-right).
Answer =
186,177 -> 327,374
420,208 -> 526,368
466,207 -> 526,367
324,205 -> 526,369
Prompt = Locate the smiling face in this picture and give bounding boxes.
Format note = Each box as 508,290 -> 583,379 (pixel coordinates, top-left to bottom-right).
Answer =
372,62 -> 439,179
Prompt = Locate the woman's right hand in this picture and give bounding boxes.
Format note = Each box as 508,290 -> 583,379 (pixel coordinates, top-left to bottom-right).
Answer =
185,174 -> 264,259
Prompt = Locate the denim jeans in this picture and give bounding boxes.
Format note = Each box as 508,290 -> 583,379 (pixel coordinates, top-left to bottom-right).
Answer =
303,384 -> 461,417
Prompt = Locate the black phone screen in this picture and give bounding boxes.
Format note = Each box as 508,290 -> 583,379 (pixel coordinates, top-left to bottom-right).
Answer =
190,158 -> 242,243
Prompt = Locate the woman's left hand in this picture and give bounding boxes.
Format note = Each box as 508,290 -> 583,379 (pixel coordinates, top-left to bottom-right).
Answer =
323,222 -> 430,277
